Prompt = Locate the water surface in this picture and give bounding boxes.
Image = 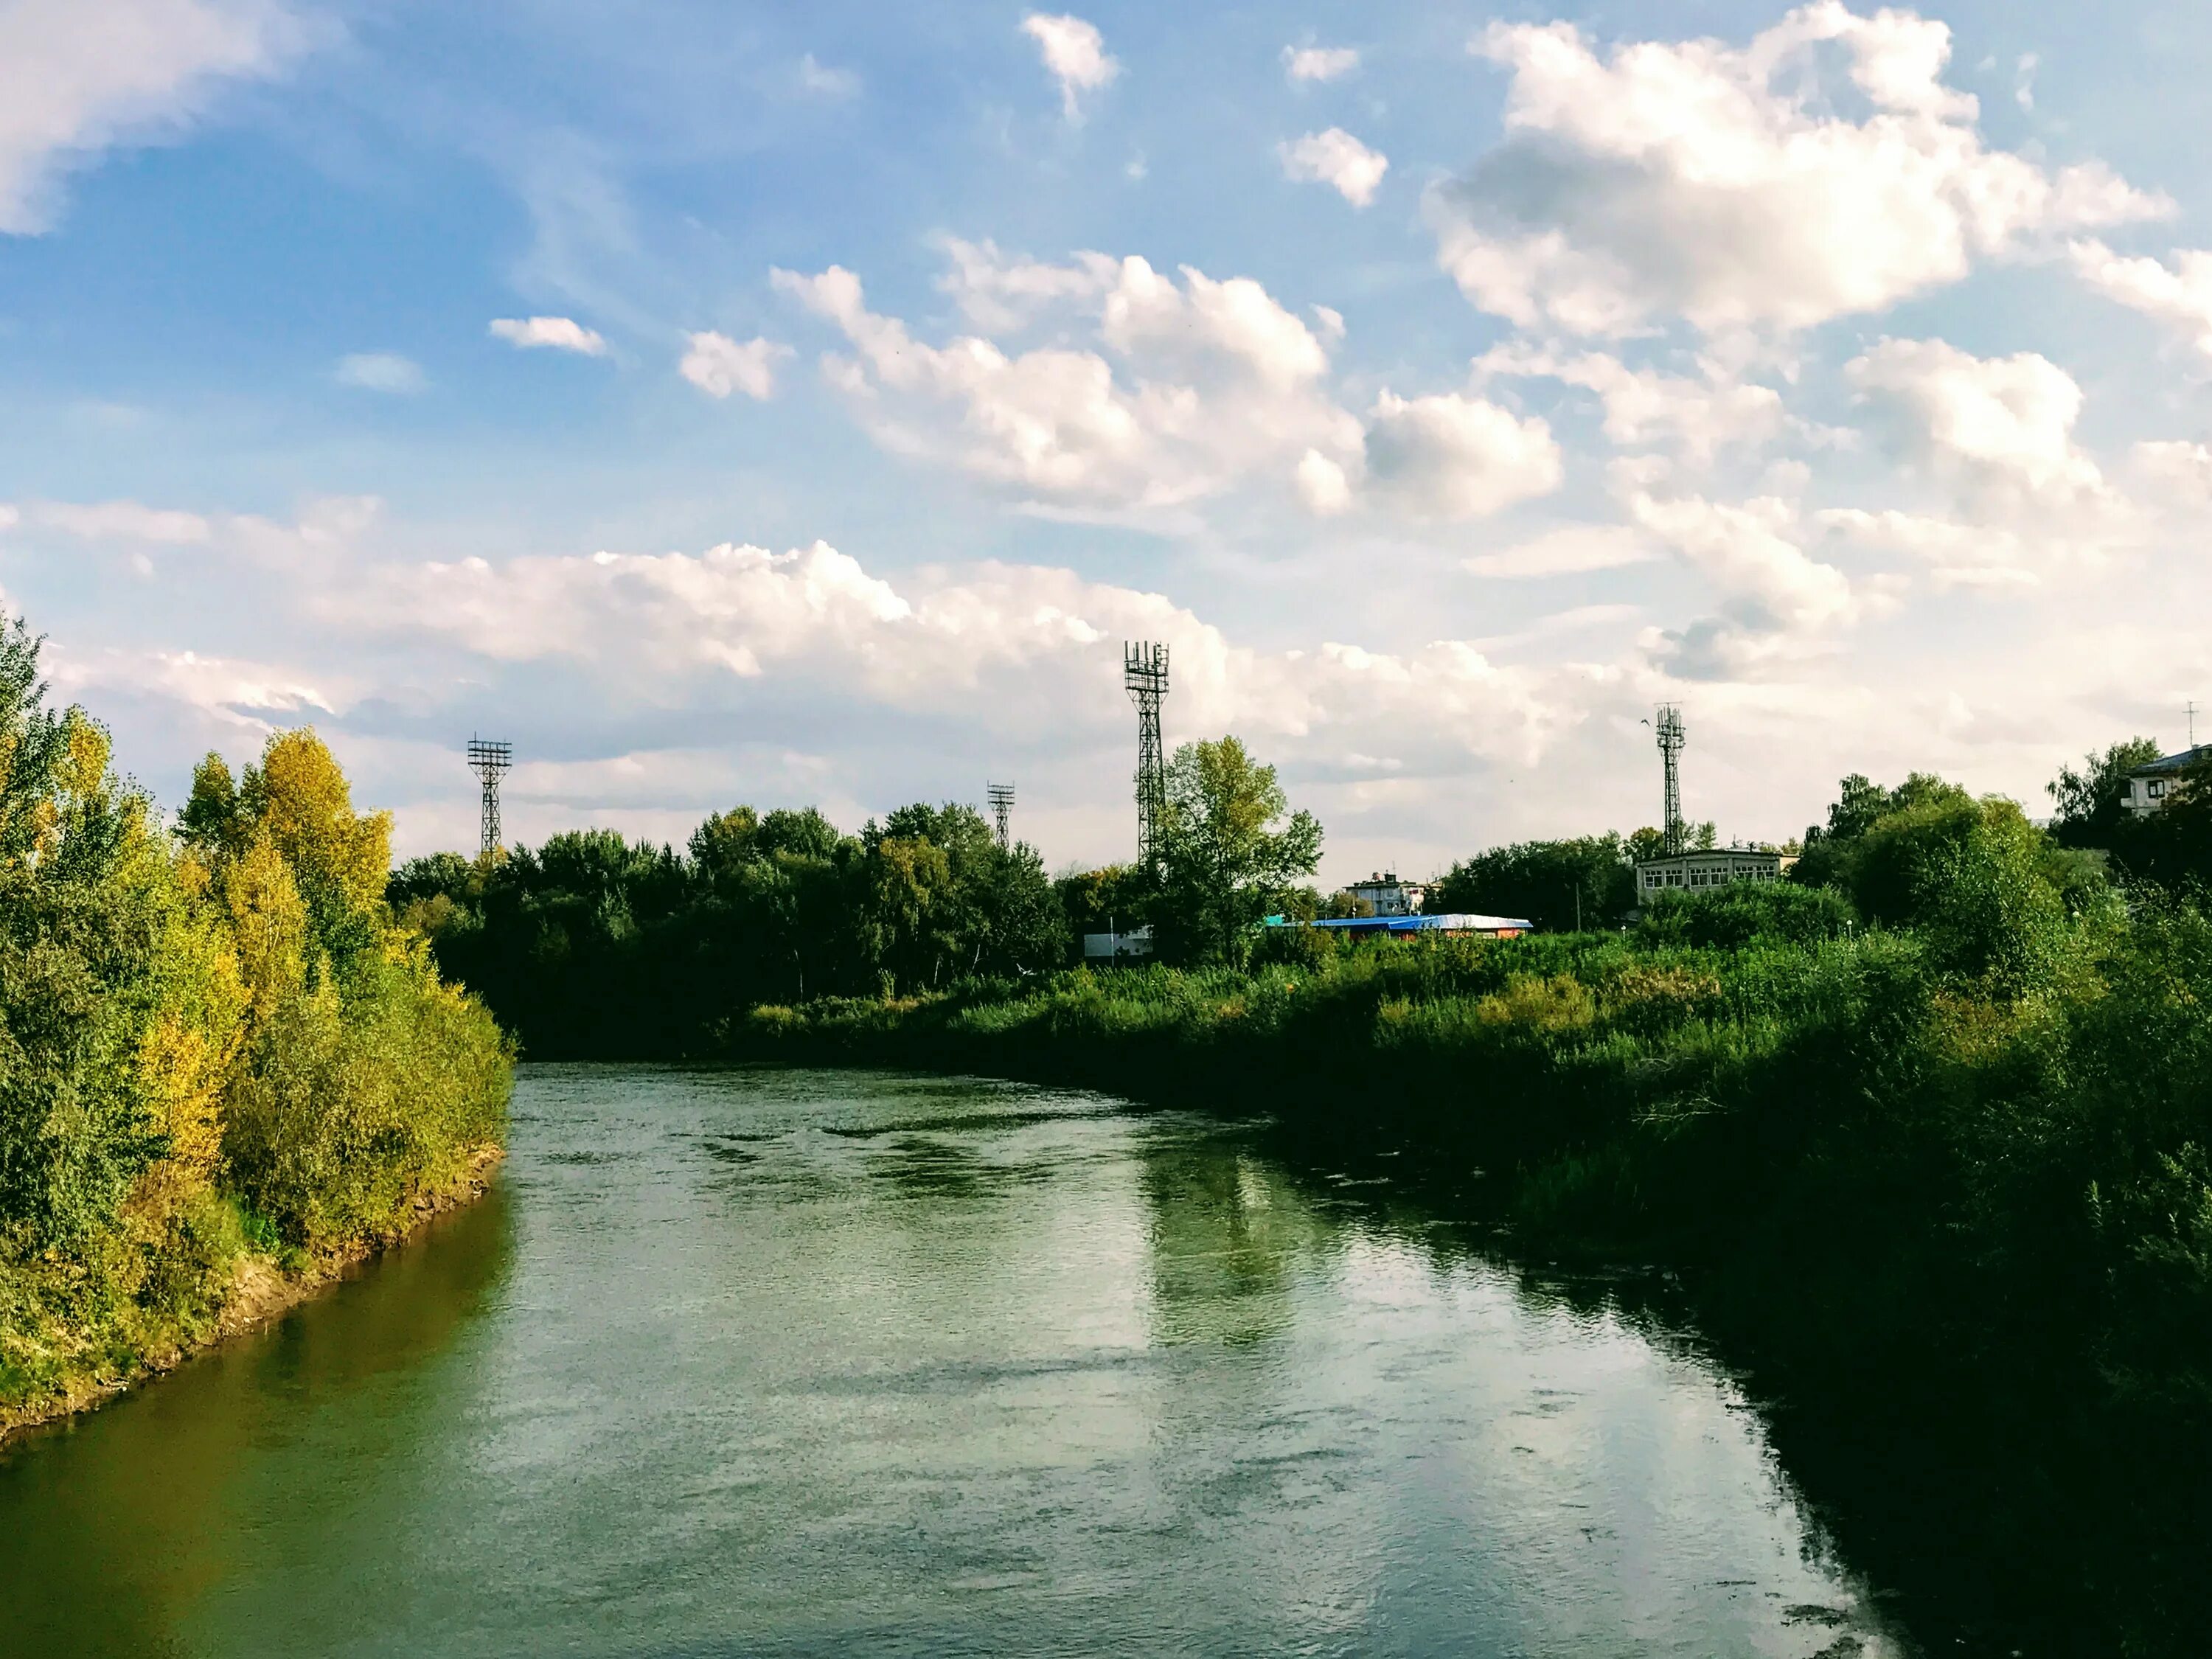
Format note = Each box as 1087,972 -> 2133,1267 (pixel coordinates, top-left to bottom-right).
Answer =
2,1065 -> 1897,1657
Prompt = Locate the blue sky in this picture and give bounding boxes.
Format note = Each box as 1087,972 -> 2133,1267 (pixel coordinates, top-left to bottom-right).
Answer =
4,0 -> 2211,882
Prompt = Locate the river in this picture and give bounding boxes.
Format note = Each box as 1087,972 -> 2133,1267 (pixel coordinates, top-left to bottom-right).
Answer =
2,1065 -> 1898,1657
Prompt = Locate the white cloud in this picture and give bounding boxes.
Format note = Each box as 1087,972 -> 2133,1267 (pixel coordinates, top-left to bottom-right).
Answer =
1279,128 -> 1388,209
0,0 -> 313,234
1430,4 -> 2166,337
1362,391 -> 1563,521
797,53 -> 858,98
19,499 -> 214,543
776,251 -> 1357,511
1020,13 -> 1119,119
1466,524 -> 1659,579
679,332 -> 789,400
1295,450 -> 1352,516
490,316 -> 608,355
1815,507 -> 2037,590
1846,337 -> 2104,507
335,352 -> 426,394
2069,240 -> 2212,358
1476,345 -> 1783,462
1623,487 -> 1861,676
1284,45 -> 1359,84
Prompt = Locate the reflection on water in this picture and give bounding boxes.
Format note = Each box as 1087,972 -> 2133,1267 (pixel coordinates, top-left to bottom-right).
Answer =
1,1066 -> 1899,1658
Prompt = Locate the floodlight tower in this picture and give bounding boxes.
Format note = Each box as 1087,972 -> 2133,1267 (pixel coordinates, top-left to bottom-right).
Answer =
1654,704 -> 1687,855
987,782 -> 1015,851
1124,641 -> 1170,877
467,737 -> 512,858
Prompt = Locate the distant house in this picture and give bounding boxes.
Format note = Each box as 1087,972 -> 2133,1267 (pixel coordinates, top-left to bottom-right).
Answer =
1341,871 -> 1426,916
1635,846 -> 1794,897
2124,745 -> 2209,817
1082,925 -> 1155,961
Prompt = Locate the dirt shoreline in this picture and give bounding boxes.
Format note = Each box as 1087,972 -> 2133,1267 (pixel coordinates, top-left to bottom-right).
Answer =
0,1144 -> 504,1448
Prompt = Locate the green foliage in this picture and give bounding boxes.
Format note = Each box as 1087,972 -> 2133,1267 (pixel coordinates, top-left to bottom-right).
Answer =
1154,737 -> 1323,966
0,620 -> 511,1425
2048,737 -> 2163,847
1636,880 -> 1857,949
1432,833 -> 1635,931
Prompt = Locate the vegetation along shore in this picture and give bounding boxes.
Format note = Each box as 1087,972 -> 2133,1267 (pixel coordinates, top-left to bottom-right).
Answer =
0,620 -> 512,1439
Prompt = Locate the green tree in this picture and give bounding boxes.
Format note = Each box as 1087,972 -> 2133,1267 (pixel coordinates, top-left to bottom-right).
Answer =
1155,737 -> 1322,964
2048,738 -> 2162,848
1432,835 -> 1635,932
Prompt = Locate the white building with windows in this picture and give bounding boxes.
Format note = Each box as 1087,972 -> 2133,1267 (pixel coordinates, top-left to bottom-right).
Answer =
2124,745 -> 2208,816
1635,846 -> 1793,898
1341,872 -> 1426,916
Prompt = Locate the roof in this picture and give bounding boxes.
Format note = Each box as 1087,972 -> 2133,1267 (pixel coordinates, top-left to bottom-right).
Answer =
1273,912 -> 1531,934
2131,745 -> 2210,778
1636,847 -> 1787,867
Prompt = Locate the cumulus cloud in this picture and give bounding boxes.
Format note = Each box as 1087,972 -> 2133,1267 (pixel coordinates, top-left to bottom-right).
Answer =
1430,3 -> 2166,337
335,352 -> 425,394
679,332 -> 790,400
776,248 -> 1358,510
1284,45 -> 1359,84
0,0 -> 313,234
1846,337 -> 2104,507
2069,240 -> 2212,358
1361,391 -> 1562,520
490,316 -> 608,355
1476,345 -> 1783,463
1279,128 -> 1388,208
1618,484 -> 1863,678
1020,13 -> 1118,118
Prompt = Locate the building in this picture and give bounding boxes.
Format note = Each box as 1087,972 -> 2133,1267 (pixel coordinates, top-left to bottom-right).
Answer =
1082,925 -> 1155,961
1340,871 -> 1426,916
1266,912 -> 1529,940
2124,745 -> 2209,817
1635,846 -> 1794,897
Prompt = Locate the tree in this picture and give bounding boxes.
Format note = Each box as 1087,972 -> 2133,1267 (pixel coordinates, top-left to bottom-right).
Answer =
1431,835 -> 1635,932
1155,737 -> 1322,964
2048,738 -> 2162,849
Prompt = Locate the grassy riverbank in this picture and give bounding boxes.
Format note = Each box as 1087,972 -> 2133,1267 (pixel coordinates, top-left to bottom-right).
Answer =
0,622 -> 513,1437
728,880 -> 2212,1644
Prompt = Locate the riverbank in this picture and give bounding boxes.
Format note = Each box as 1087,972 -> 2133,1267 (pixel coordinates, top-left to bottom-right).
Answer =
0,1145 -> 504,1445
726,896 -> 2212,1652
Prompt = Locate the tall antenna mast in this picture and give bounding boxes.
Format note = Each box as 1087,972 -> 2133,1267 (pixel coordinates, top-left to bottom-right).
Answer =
1654,704 -> 1686,855
1124,641 -> 1170,877
2190,700 -> 2200,748
987,782 -> 1015,851
466,737 -> 512,858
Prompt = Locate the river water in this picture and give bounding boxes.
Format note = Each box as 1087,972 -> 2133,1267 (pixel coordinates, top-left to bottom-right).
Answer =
2,1066 -> 1899,1658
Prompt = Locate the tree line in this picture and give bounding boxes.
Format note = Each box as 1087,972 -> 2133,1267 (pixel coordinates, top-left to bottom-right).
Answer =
394,735 -> 1324,1058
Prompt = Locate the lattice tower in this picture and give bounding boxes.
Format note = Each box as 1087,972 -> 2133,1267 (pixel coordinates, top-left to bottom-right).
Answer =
987,782 -> 1015,851
1124,642 -> 1170,877
1654,704 -> 1686,855
467,737 -> 512,858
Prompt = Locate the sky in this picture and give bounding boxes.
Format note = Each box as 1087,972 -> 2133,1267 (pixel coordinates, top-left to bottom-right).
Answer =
4,0 -> 2211,885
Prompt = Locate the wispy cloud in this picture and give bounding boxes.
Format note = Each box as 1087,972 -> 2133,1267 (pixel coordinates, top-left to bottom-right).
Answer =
335,352 -> 426,394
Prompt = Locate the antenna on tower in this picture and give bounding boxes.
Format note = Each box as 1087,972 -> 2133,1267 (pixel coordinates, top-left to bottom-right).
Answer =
2191,700 -> 2201,749
466,737 -> 512,858
1124,641 -> 1170,877
1653,704 -> 1687,855
987,782 -> 1015,851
